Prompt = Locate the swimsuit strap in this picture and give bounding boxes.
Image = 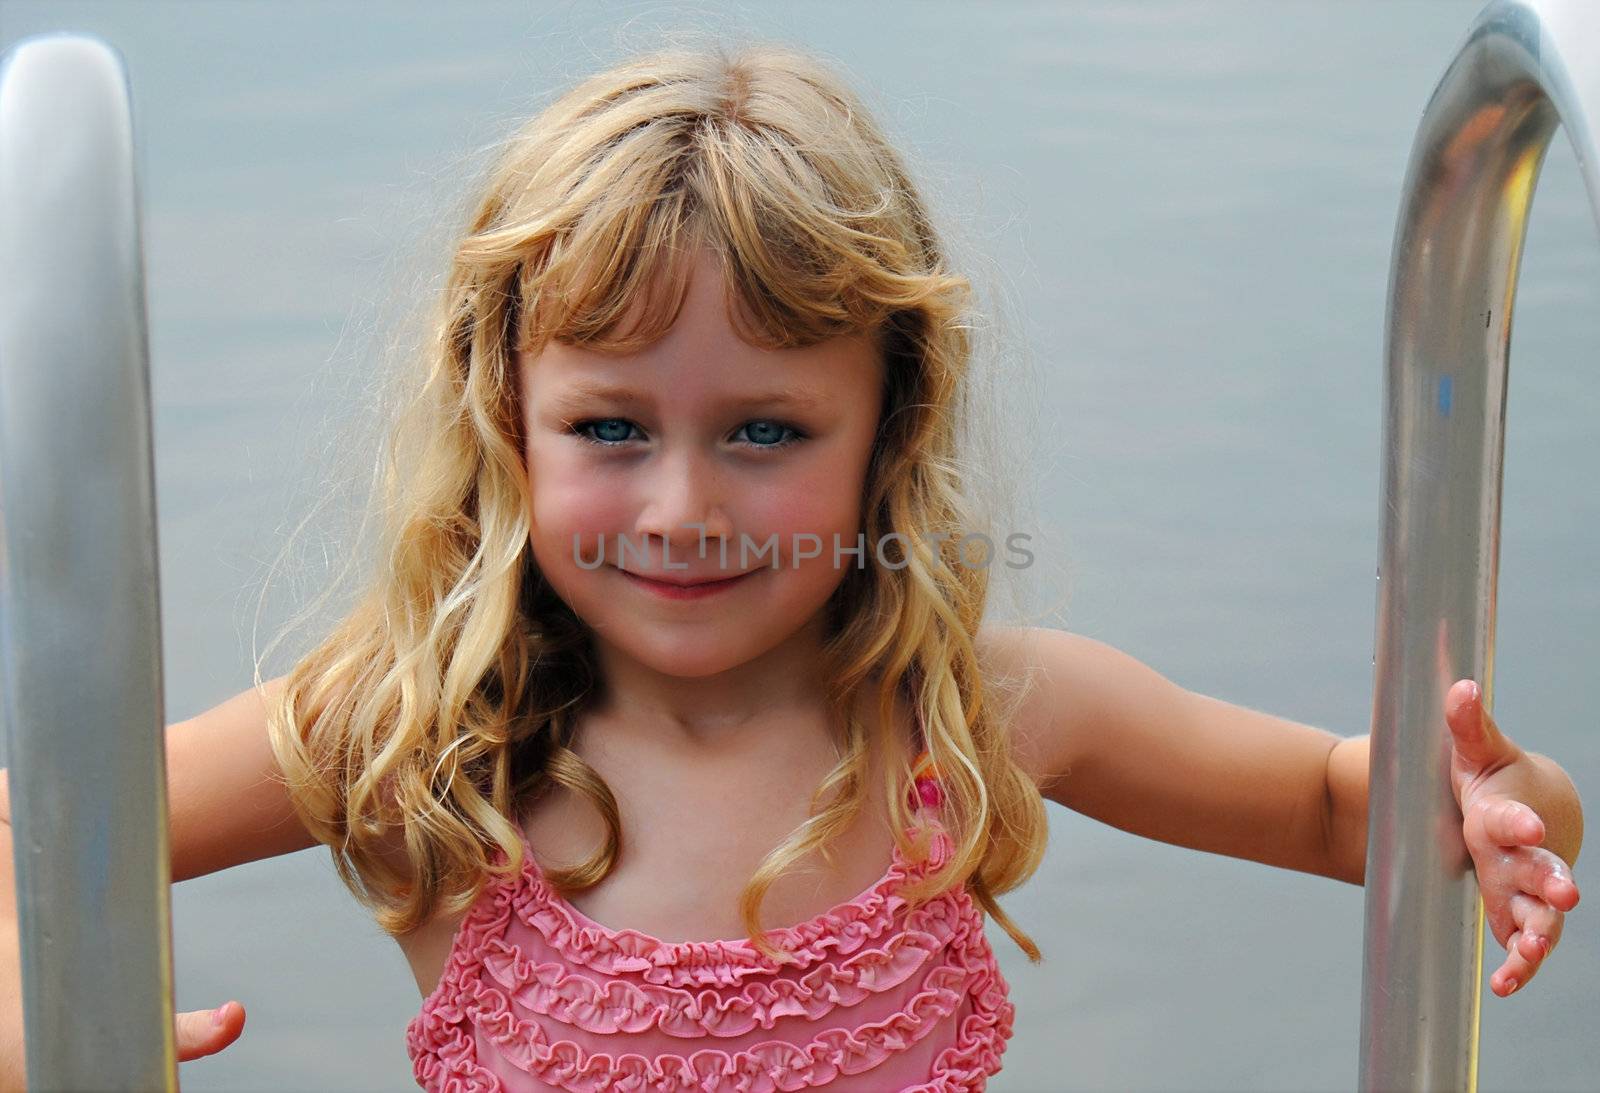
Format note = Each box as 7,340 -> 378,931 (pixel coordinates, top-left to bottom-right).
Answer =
908,704 -> 945,809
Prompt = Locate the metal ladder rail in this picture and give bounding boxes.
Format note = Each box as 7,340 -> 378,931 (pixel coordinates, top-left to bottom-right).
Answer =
0,34 -> 176,1092
1362,1 -> 1599,1089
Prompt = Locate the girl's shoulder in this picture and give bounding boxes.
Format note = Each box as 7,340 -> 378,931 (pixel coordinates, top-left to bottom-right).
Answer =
975,623 -> 1215,802
973,623 -> 1096,797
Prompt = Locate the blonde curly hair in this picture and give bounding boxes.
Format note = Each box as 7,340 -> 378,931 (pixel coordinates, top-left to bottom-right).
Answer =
261,39 -> 1050,965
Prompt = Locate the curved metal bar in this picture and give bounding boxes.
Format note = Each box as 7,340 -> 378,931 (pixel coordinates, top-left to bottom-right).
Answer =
1362,1 -> 1599,1089
0,34 -> 177,1090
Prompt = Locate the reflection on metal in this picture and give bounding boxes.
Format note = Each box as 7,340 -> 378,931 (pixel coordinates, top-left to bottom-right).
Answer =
0,35 -> 177,1091
1363,0 -> 1599,1090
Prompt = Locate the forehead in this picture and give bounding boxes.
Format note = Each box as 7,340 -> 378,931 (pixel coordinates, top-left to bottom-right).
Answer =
536,373 -> 837,413
519,248 -> 883,406
522,337 -> 880,410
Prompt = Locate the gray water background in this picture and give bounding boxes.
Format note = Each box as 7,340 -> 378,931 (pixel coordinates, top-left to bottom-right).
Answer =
1,1 -> 1596,1090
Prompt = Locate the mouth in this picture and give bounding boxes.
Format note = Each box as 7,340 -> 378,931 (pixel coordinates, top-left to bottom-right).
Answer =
614,565 -> 760,599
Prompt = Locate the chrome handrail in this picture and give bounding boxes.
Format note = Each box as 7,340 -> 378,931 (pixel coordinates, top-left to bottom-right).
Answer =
0,34 -> 176,1091
1363,1 -> 1598,1089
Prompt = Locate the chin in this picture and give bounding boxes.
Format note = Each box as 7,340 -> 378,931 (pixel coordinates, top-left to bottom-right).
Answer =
595,595 -> 835,676
605,628 -> 775,679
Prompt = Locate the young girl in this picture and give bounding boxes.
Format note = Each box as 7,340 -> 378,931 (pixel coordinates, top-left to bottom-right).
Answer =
3,39 -> 1581,1093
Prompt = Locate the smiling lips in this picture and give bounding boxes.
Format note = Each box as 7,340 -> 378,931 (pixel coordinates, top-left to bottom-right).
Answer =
615,566 -> 759,599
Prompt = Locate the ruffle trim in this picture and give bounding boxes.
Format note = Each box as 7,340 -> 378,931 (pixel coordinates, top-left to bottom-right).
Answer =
407,808 -> 1014,1090
408,905 -> 1012,1092
505,832 -> 947,998
478,896 -> 976,1037
507,824 -> 953,989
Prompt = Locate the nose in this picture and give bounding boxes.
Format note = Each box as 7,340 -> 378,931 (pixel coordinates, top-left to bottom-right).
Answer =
630,447 -> 734,567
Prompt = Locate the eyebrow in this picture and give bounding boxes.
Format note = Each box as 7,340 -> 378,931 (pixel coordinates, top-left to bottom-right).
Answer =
547,379 -> 831,412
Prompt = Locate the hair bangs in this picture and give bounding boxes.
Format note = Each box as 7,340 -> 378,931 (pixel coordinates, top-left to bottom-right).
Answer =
513,102 -> 956,359
512,127 -> 703,354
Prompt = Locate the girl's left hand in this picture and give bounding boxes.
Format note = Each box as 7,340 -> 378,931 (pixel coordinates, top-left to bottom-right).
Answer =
1445,679 -> 1582,998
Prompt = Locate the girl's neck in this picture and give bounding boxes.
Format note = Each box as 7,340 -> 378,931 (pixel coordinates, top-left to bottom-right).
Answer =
588,613 -> 836,750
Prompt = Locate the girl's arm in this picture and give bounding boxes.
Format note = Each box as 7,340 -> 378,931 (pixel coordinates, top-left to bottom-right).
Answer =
993,625 -> 1584,883
157,677 -> 323,881
0,676 -> 321,883
990,625 -> 1583,996
990,625 -> 1345,880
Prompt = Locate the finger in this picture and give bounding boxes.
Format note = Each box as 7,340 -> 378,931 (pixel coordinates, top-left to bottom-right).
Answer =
1445,679 -> 1520,769
1539,857 -> 1581,911
1491,929 -> 1538,997
1464,797 -> 1543,863
1507,845 -> 1582,910
1477,798 -> 1545,849
175,1000 -> 245,1063
1471,844 -> 1573,945
1498,845 -> 1580,910
1488,891 -> 1558,997
1505,891 -> 1564,964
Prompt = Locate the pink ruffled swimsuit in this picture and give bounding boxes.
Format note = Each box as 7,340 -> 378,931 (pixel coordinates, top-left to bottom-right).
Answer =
405,751 -> 1014,1091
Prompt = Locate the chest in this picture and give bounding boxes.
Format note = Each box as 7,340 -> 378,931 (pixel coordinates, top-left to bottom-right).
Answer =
531,771 -> 900,944
398,714 -> 915,998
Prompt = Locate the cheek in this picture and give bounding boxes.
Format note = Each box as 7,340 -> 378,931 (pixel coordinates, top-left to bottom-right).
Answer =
524,443 -> 635,574
743,448 -> 872,554
751,481 -> 855,541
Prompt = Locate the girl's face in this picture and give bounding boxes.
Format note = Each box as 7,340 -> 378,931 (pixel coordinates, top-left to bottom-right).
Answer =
517,247 -> 885,680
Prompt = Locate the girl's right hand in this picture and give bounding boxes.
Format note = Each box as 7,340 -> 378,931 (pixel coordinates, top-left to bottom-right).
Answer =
0,1000 -> 246,1089
177,999 -> 246,1061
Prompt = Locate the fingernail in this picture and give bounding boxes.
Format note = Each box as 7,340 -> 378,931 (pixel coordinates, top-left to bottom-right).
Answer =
1468,681 -> 1481,704
1537,936 -> 1551,956
1505,978 -> 1519,994
212,1003 -> 229,1027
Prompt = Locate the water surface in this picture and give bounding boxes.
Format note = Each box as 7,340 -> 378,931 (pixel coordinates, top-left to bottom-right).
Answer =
1,2 -> 1594,1089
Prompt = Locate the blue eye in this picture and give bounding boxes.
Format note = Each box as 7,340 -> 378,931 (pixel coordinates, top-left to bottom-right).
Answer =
569,418 -> 806,451
736,420 -> 805,449
571,418 -> 637,446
